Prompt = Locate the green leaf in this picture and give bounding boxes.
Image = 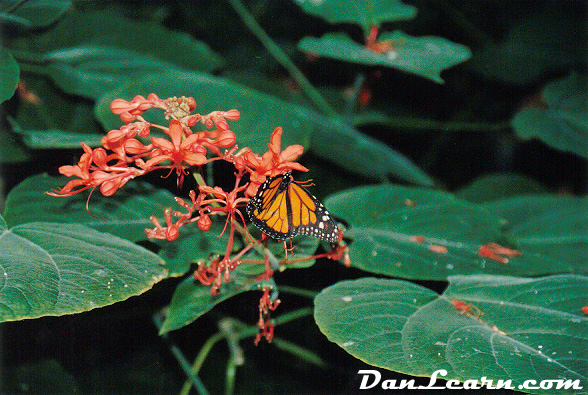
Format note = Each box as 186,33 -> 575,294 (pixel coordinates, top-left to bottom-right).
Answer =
299,32 -> 471,83
11,125 -> 104,149
0,47 -> 19,103
159,269 -> 261,334
3,174 -> 177,242
314,275 -> 588,394
326,185 -> 502,279
304,108 -> 432,185
326,185 -> 587,279
0,131 -> 31,163
293,0 -> 416,35
45,45 -> 190,100
95,70 -> 431,185
0,0 -> 71,28
484,195 -> 588,272
12,74 -> 103,137
0,12 -> 33,28
10,9 -> 222,74
512,74 -> 588,159
456,173 -> 547,203
0,216 -> 167,322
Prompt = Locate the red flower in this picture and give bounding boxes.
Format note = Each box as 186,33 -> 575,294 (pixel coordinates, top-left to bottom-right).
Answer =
48,143 -> 142,197
110,94 -> 165,123
143,120 -> 208,187
242,127 -> 309,196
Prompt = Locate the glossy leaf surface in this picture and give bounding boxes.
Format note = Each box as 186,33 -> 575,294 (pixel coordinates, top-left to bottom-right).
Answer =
298,31 -> 471,83
0,216 -> 166,322
512,74 -> 588,159
314,275 -> 588,394
326,185 -> 588,279
293,0 -> 416,34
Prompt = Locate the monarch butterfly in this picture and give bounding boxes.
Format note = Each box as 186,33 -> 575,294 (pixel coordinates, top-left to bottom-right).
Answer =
246,172 -> 340,243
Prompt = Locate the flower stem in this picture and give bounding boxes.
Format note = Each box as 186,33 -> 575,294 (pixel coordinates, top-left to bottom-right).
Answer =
277,285 -> 318,299
153,311 -> 211,395
180,307 -> 316,394
179,332 -> 224,395
343,72 -> 366,118
227,0 -> 339,119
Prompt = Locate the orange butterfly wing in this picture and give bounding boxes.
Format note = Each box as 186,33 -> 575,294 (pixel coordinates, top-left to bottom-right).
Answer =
246,172 -> 339,242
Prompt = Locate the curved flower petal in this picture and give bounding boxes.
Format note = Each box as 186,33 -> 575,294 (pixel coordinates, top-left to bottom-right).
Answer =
279,144 -> 304,161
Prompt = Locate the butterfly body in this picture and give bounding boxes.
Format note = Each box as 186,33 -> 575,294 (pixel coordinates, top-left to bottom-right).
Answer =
246,172 -> 339,242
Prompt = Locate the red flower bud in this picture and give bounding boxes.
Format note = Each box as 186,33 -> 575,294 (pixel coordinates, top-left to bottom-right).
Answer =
198,214 -> 212,231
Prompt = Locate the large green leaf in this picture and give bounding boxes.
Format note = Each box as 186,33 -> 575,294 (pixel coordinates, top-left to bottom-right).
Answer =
314,275 -> 588,394
484,195 -> 588,271
0,130 -> 31,163
0,46 -> 19,103
0,0 -> 71,28
159,270 -> 260,334
512,74 -> 588,159
325,185 -> 587,279
10,124 -> 104,149
95,70 -> 431,185
298,31 -> 471,84
9,9 -> 222,74
13,74 -> 103,138
455,173 -> 547,204
293,0 -> 416,35
3,174 -> 177,242
45,46 -> 189,100
302,107 -> 432,185
0,215 -> 166,322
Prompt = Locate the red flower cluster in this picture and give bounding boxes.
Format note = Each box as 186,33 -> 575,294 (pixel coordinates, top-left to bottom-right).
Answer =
50,93 -> 347,343
49,94 -> 238,197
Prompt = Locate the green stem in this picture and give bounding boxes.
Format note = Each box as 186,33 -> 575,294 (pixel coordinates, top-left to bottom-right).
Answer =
152,313 -> 210,395
180,308 -> 316,394
343,72 -> 366,119
357,116 -> 511,133
179,332 -> 224,395
277,285 -> 318,299
225,358 -> 238,395
272,338 -> 327,368
227,0 -> 339,119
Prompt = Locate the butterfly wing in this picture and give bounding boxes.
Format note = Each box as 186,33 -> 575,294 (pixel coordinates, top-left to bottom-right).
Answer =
246,174 -> 296,240
247,172 -> 340,243
288,182 -> 340,243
